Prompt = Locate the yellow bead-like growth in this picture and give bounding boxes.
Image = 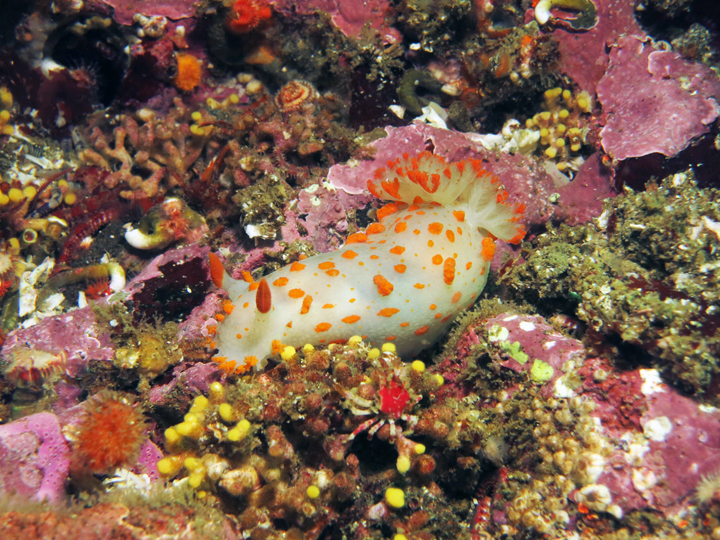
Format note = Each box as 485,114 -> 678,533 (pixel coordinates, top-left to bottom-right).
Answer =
209,381 -> 225,403
157,455 -> 185,476
411,360 -> 425,373
227,419 -> 251,442
348,335 -> 363,345
0,88 -> 12,108
0,192 -> 9,206
577,95 -> 590,112
306,485 -> 320,499
176,417 -> 204,439
188,469 -> 206,488
281,346 -> 296,361
184,457 -> 202,471
8,188 -> 23,203
396,456 -> 411,474
368,348 -> 380,359
381,343 -> 396,353
191,111 -> 202,122
190,395 -> 209,413
218,403 -> 236,422
434,374 -> 444,387
302,343 -> 315,354
385,487 -> 405,508
64,192 -> 77,205
414,443 -> 426,455
165,426 -> 182,446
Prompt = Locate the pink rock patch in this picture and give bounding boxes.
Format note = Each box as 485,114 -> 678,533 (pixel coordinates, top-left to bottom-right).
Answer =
0,413 -> 71,502
100,0 -> 201,25
598,35 -> 720,160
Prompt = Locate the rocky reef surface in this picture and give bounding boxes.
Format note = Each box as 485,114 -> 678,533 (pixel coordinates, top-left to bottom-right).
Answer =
0,0 -> 719,539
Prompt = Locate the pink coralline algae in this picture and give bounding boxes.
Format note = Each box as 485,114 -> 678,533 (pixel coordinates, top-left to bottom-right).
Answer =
1,307 -> 115,379
149,361 -> 225,410
597,35 -> 720,161
132,440 -> 163,481
98,0 -> 201,25
579,362 -> 720,516
271,0 -> 392,38
0,413 -> 70,503
295,183 -> 375,253
550,0 -> 645,94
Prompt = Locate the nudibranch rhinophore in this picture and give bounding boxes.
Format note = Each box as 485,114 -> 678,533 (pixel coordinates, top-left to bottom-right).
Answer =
209,151 -> 525,373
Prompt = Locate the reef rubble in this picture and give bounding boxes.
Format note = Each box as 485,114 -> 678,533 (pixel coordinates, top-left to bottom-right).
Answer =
0,0 -> 719,539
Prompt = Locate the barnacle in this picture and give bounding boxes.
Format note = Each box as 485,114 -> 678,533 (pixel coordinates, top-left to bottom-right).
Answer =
2,347 -> 67,383
534,0 -> 598,31
274,80 -> 317,114
124,197 -> 208,250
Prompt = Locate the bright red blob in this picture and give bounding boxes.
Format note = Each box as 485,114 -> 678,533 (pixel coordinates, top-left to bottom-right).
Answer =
226,0 -> 272,34
378,380 -> 410,419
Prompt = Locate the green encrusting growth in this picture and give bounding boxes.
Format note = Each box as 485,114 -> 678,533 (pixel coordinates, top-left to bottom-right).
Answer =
505,170 -> 720,397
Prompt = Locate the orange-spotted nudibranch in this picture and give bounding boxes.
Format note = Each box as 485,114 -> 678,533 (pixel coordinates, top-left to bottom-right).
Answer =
210,151 -> 525,373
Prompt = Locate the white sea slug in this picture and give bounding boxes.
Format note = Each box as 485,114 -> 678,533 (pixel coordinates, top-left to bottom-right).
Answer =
208,151 -> 526,373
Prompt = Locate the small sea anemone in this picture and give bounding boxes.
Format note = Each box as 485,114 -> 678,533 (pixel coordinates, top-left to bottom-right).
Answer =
696,470 -> 720,504
174,53 -> 203,92
274,80 -> 316,113
225,0 -> 272,34
70,391 -> 147,475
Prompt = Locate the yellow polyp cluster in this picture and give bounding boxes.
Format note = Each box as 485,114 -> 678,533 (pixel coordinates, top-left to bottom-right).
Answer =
367,348 -> 381,360
189,111 -> 209,137
227,419 -> 251,442
167,395 -> 210,441
206,93 -> 240,110
185,456 -> 207,488
0,87 -> 14,136
0,183 -> 38,206
526,86 -> 592,170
